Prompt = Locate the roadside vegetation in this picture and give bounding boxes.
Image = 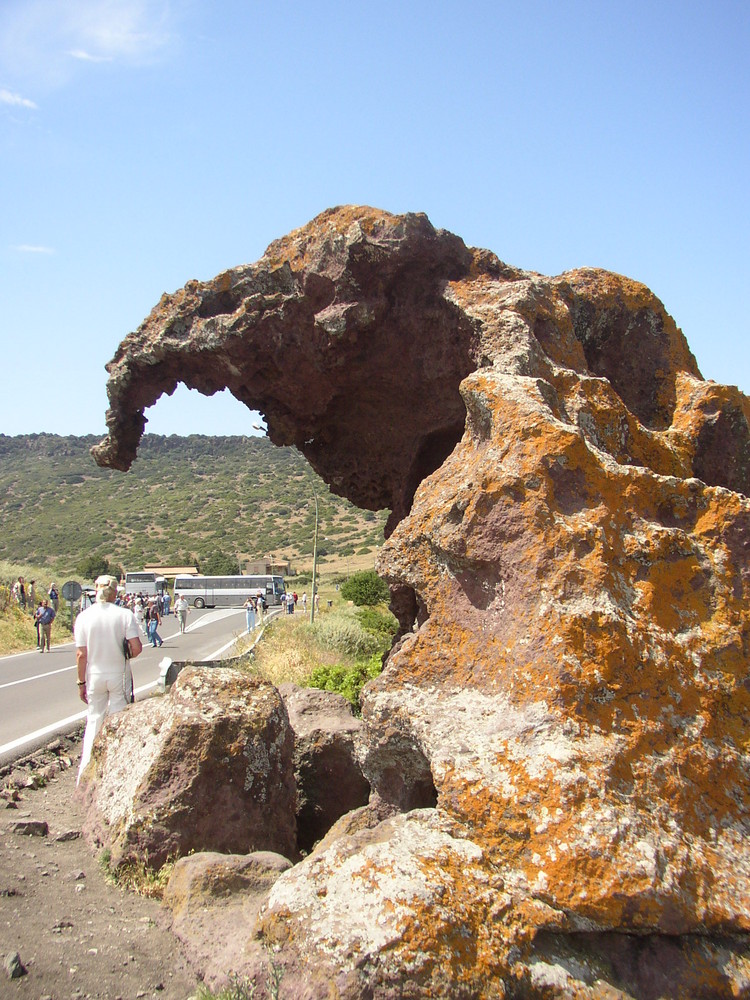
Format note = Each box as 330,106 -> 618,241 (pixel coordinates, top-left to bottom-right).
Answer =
0,559 -> 74,655
234,577 -> 397,714
98,847 -> 178,900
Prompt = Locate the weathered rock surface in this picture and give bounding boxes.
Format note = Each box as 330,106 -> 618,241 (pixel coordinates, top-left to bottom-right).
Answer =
77,666 -> 296,868
163,850 -> 291,992
94,207 -> 750,997
278,683 -> 370,854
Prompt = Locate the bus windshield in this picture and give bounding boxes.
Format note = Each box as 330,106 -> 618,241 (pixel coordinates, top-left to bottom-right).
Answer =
124,572 -> 166,597
173,574 -> 286,609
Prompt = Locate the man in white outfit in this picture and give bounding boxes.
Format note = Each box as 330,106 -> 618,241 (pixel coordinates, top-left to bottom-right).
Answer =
75,575 -> 142,783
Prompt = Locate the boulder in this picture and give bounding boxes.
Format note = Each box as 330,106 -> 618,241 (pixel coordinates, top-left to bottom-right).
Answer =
93,207 -> 750,997
278,683 -> 370,854
77,666 -> 297,868
163,850 -> 291,992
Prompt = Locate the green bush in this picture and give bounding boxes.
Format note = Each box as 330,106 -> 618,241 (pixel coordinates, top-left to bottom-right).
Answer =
340,570 -> 390,606
355,606 -> 398,639
76,553 -> 113,581
306,653 -> 383,712
200,551 -> 240,575
309,613 -> 380,659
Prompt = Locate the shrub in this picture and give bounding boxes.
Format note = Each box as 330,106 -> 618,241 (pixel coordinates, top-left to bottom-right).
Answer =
340,570 -> 389,607
76,554 -> 112,581
355,606 -> 398,640
306,653 -> 383,712
309,613 -> 379,659
200,551 -> 240,575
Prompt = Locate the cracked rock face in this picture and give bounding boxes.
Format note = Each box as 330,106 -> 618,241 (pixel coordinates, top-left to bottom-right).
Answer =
95,207 -> 750,998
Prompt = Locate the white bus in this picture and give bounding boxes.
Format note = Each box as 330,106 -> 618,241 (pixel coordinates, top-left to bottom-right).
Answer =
125,572 -> 168,598
173,574 -> 286,609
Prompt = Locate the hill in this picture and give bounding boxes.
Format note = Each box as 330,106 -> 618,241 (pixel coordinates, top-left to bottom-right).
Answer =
0,434 -> 388,577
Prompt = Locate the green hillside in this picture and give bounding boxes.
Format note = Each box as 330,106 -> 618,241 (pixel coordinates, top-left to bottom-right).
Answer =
0,434 -> 388,576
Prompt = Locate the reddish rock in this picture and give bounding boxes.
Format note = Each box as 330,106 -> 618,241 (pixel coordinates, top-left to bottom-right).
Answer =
163,850 -> 291,992
278,683 -> 370,854
77,666 -> 296,868
92,208 -> 750,998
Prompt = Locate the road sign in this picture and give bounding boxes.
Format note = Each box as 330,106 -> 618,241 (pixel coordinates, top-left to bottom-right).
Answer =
61,580 -> 82,602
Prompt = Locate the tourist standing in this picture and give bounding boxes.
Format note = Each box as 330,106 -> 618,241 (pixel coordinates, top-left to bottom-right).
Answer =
75,575 -> 142,782
48,583 -> 59,613
38,599 -> 56,652
134,597 -> 146,636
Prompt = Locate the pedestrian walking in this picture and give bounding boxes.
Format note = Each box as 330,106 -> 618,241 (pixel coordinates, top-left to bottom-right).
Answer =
75,575 -> 142,783
146,602 -> 163,647
244,595 -> 256,633
33,602 -> 43,648
174,593 -> 189,633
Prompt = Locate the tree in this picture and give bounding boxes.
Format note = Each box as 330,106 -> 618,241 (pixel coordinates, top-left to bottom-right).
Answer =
77,554 -> 112,581
340,570 -> 390,607
200,551 -> 240,576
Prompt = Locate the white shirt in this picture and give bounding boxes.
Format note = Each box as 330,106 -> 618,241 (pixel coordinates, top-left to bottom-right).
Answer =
74,601 -> 140,673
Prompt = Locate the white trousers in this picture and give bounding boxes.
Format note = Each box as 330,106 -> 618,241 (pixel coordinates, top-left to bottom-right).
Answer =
77,669 -> 128,783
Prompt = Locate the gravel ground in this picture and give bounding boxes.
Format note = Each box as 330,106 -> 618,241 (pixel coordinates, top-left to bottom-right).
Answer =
0,735 -> 202,999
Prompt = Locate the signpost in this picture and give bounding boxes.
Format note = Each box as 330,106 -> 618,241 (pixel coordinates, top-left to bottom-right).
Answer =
61,580 -> 82,633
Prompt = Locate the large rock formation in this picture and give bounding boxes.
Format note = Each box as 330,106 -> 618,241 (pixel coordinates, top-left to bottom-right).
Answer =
77,667 -> 297,868
94,207 -> 750,997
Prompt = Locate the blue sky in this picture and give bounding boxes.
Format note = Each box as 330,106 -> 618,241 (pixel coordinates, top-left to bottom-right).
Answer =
1,0 -> 748,436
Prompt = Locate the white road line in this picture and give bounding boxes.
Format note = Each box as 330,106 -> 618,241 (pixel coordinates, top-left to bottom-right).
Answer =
0,664 -> 76,690
0,607 -> 275,760
0,709 -> 87,757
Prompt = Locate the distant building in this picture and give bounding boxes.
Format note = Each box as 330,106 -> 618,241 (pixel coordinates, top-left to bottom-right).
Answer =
143,565 -> 199,578
244,558 -> 290,577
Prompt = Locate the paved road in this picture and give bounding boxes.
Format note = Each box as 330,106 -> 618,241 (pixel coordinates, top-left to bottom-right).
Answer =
0,607 -> 271,767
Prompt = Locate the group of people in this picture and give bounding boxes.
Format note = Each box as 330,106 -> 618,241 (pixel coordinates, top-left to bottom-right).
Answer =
242,592 -> 267,632
12,576 -> 59,613
118,593 -> 168,647
279,590 -> 319,615
63,577 -> 312,785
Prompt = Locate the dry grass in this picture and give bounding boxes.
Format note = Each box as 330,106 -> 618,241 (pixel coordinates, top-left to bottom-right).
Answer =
0,602 -> 72,657
231,576 -> 365,687
99,849 -> 177,900
0,558 -> 76,656
235,609 -> 345,688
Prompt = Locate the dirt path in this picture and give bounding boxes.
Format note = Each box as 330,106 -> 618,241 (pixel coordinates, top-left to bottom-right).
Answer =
0,735 -> 201,999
